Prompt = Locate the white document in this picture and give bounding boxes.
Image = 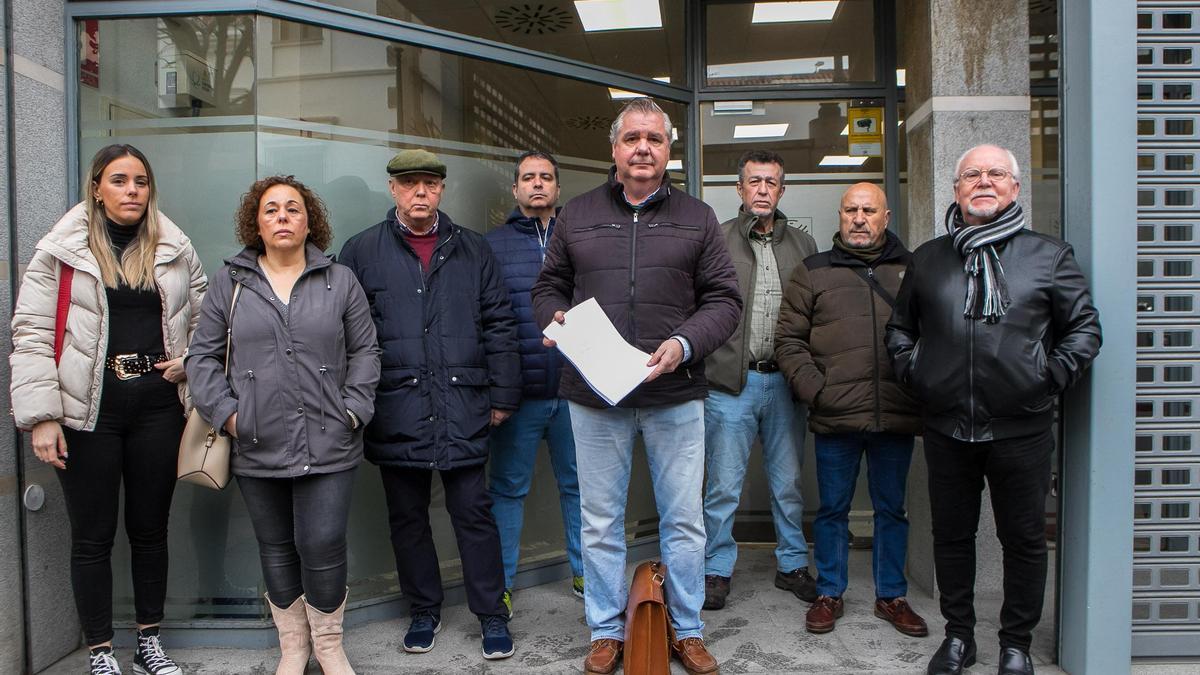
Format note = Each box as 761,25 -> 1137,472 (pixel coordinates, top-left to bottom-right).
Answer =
543,297 -> 656,406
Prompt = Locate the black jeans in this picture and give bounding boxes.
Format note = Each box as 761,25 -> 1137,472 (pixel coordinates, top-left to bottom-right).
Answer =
58,371 -> 184,646
236,468 -> 356,612
924,428 -> 1054,651
379,464 -> 506,619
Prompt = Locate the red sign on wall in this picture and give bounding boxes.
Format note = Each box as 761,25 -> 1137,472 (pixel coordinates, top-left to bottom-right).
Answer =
80,20 -> 99,88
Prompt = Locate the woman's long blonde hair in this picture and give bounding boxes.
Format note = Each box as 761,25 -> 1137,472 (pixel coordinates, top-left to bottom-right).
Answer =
84,144 -> 161,290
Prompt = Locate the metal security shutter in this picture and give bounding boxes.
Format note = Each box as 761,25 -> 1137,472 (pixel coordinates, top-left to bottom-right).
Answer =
1133,1 -> 1200,658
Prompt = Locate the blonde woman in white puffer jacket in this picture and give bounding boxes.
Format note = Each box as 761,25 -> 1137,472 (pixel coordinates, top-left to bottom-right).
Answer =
9,144 -> 205,675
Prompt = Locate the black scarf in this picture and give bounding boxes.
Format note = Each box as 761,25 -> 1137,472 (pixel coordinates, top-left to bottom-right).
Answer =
946,202 -> 1026,323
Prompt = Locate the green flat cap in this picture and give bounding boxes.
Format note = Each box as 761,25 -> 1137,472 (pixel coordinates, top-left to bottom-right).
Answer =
387,148 -> 447,177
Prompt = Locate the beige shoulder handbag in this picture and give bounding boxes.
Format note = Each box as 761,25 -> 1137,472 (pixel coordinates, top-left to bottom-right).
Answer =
177,282 -> 242,489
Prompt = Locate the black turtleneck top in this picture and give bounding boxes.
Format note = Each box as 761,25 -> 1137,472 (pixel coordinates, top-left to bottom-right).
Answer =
104,217 -> 164,360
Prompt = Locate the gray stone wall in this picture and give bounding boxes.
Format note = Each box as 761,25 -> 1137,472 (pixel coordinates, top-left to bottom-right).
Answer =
4,0 -> 77,671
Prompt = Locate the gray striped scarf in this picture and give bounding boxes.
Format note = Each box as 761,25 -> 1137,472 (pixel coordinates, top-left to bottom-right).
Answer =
947,202 -> 1026,324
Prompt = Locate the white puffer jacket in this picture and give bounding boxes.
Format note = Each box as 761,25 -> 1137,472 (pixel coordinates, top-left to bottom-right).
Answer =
10,203 -> 207,430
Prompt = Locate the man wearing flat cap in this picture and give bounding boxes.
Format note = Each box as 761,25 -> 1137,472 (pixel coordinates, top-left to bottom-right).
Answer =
340,149 -> 521,660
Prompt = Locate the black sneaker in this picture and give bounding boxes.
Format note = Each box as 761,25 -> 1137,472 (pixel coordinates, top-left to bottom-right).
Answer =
480,614 -> 514,660
88,647 -> 122,675
132,627 -> 181,675
774,568 -> 818,603
703,574 -> 731,610
403,612 -> 442,653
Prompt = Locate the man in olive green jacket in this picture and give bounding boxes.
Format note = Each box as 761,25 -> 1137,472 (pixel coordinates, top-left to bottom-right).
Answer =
702,150 -> 818,611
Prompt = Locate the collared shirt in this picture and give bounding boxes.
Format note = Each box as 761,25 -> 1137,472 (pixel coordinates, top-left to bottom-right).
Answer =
747,222 -> 783,362
393,211 -> 439,236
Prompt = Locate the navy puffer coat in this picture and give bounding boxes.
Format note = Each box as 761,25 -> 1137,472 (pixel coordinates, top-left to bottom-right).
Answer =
485,208 -> 563,400
339,208 -> 520,470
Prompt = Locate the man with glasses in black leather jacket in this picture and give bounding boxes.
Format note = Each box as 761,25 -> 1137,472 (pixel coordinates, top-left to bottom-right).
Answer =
886,144 -> 1102,675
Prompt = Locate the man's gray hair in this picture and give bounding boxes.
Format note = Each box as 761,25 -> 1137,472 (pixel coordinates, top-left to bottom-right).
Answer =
954,144 -> 1021,183
609,97 -> 674,146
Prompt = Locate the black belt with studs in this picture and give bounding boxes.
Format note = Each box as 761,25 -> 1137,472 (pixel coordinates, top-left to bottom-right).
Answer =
105,353 -> 167,380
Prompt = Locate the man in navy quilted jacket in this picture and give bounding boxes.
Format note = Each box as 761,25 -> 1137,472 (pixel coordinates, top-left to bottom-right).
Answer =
484,151 -> 583,612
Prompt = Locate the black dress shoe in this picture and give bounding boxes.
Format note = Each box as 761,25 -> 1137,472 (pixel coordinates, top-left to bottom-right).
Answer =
926,637 -> 977,675
997,646 -> 1034,675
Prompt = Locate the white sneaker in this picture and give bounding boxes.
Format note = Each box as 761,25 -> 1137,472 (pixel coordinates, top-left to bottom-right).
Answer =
88,647 -> 122,675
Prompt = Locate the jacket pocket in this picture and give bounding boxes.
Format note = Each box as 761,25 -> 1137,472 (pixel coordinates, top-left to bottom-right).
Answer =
370,366 -> 423,444
447,365 -> 491,442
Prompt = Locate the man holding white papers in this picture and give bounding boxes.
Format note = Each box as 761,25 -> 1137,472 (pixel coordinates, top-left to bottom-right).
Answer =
701,150 -> 818,613
532,97 -> 741,675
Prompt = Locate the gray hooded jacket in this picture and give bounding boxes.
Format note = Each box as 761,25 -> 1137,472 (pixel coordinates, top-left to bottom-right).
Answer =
185,243 -> 381,478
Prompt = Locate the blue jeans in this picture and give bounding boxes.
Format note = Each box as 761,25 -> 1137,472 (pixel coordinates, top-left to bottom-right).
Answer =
703,371 -> 810,577
812,432 -> 914,599
569,400 -> 706,641
487,397 -> 583,588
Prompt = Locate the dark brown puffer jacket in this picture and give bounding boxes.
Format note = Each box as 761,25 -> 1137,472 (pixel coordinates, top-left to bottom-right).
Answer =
532,169 -> 742,409
775,231 -> 921,435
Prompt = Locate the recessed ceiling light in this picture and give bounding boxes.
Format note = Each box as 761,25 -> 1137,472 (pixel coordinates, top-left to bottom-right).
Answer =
608,87 -> 643,100
666,159 -> 683,170
819,155 -> 869,167
752,1 -> 840,24
575,0 -> 663,32
734,123 -> 789,139
712,100 -> 755,115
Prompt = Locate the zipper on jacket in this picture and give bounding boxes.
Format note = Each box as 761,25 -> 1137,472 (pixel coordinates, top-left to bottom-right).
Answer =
318,365 -> 329,431
629,211 -> 638,343
968,321 -> 976,442
246,369 -> 258,445
867,266 -> 882,430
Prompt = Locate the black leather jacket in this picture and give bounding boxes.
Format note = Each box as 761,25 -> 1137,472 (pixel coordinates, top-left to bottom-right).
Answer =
885,229 -> 1101,442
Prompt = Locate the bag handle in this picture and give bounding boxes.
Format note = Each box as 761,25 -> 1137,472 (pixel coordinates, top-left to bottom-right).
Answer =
223,282 -> 243,377
54,264 -> 74,365
852,266 -> 896,309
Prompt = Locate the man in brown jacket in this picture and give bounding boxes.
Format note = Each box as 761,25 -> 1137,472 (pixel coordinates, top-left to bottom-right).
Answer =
775,183 -> 928,638
702,150 -> 818,612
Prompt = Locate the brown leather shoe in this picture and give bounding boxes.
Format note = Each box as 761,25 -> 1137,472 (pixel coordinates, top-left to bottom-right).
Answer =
874,597 -> 929,637
583,639 -> 622,675
805,595 -> 844,634
672,637 -> 719,674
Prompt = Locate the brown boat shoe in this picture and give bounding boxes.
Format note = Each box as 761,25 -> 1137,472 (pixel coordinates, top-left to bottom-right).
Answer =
583,638 -> 623,675
672,637 -> 719,674
874,597 -> 929,637
805,595 -> 844,633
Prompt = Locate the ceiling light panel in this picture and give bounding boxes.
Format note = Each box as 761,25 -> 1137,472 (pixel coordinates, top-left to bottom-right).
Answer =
819,155 -> 869,167
734,123 -> 790,139
575,0 -> 663,32
752,1 -> 840,24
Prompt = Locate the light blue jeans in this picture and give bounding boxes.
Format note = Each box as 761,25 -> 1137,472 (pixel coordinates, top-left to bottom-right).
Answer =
487,397 -> 583,589
703,370 -> 809,578
569,400 -> 707,641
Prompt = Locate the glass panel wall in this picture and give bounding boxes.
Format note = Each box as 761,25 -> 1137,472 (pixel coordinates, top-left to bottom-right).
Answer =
704,0 -> 876,87
700,98 -> 885,245
79,12 -> 684,624
316,0 -> 687,84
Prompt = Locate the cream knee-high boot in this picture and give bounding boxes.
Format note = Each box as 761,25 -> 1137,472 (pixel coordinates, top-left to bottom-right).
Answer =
302,592 -> 355,675
266,594 -> 312,675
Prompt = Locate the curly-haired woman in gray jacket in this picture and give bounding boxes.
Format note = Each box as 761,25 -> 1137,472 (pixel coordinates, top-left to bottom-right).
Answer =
186,176 -> 379,675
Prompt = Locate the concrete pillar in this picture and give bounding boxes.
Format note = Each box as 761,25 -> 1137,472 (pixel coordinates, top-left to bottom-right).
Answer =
4,0 -> 77,671
900,0 -> 1031,607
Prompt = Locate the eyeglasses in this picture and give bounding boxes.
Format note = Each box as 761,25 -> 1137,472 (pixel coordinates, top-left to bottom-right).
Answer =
957,167 -> 1014,184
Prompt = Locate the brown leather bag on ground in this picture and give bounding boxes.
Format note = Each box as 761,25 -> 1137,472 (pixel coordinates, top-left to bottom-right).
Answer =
624,560 -> 671,675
